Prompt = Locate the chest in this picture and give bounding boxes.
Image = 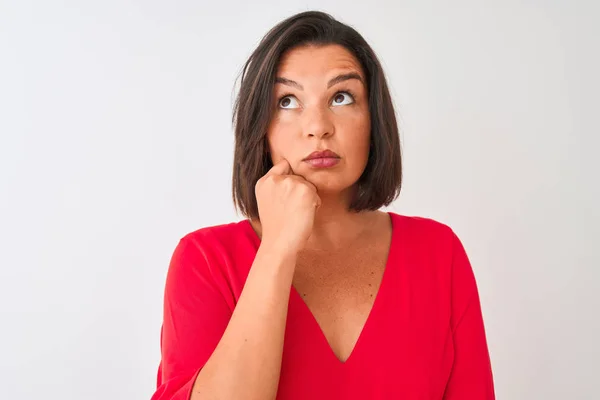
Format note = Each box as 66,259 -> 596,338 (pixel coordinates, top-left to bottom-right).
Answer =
279,250 -> 455,400
281,250 -> 454,400
291,240 -> 389,363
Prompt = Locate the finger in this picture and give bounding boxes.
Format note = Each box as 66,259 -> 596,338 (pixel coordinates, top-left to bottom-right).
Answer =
303,179 -> 318,194
287,171 -> 316,189
265,158 -> 292,177
284,175 -> 318,193
293,178 -> 320,207
314,194 -> 322,209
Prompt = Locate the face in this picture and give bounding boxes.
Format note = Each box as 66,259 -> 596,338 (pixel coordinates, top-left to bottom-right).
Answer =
266,44 -> 371,194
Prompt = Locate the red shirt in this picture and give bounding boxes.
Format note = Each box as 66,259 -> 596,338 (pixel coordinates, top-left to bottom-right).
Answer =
151,212 -> 495,399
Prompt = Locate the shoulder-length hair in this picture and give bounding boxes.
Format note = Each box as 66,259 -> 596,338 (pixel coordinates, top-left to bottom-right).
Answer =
232,11 -> 402,219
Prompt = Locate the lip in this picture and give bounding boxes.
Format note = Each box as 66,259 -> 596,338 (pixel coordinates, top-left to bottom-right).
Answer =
302,150 -> 341,168
303,150 -> 341,161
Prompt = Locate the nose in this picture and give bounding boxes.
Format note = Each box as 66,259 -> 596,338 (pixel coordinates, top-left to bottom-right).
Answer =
302,106 -> 334,139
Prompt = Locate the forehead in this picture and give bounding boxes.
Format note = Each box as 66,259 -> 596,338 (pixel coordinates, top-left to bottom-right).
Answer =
276,44 -> 364,80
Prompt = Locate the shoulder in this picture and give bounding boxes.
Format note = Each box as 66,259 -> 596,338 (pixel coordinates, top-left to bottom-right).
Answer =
169,220 -> 255,272
166,219 -> 258,303
180,219 -> 251,246
387,212 -> 471,275
389,212 -> 458,249
388,213 -> 476,299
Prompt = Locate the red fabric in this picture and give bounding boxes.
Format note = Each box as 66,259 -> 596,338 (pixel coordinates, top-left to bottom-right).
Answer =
151,213 -> 495,399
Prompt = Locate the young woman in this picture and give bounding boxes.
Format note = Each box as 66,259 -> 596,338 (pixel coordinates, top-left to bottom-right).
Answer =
151,11 -> 495,400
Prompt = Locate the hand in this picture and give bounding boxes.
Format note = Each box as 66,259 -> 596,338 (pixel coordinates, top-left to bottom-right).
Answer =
255,159 -> 321,255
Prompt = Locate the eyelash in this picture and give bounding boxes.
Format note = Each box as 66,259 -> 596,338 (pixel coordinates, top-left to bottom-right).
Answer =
277,89 -> 357,108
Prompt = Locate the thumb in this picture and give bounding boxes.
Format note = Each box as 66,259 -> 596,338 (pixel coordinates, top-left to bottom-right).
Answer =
266,158 -> 292,177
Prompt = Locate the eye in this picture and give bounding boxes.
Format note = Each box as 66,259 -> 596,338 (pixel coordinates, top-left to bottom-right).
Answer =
278,95 -> 300,109
331,91 -> 355,106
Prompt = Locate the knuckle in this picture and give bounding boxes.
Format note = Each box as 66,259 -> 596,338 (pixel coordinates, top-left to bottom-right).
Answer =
282,176 -> 294,186
299,184 -> 312,196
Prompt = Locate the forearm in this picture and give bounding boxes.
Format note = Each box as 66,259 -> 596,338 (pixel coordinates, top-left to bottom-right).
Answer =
189,244 -> 296,400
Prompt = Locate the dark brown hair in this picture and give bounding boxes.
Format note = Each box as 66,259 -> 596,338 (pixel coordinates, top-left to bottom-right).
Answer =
232,11 -> 402,219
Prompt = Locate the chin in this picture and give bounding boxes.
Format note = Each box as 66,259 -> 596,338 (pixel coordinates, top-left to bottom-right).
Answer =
306,175 -> 356,194
294,161 -> 363,193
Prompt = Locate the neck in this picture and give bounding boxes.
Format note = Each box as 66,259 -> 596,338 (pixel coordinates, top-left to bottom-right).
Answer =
248,186 -> 383,252
304,188 -> 376,251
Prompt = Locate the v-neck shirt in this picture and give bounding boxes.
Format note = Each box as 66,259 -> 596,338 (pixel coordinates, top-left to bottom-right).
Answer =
151,212 -> 495,399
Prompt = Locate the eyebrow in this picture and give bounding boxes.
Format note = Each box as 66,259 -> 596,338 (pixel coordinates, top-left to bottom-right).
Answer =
275,72 -> 364,90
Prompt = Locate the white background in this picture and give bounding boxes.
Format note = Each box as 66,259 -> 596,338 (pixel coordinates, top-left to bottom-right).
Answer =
1,1 -> 598,399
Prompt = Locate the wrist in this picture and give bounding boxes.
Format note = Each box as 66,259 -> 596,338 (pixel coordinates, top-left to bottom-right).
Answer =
258,240 -> 299,262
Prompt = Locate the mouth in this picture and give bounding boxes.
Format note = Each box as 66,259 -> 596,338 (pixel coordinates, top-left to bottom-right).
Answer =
302,149 -> 341,168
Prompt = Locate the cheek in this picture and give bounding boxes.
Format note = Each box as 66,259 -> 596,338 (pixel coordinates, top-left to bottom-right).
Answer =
337,110 -> 371,157
266,118 -> 298,160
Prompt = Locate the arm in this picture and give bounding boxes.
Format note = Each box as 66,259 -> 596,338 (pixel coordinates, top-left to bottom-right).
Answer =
443,232 -> 495,400
151,237 -> 296,400
152,159 -> 318,400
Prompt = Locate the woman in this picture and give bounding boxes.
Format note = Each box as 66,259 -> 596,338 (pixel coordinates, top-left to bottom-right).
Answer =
151,11 -> 495,400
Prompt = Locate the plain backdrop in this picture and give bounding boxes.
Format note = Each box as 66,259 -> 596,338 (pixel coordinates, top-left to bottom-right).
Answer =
1,1 -> 598,399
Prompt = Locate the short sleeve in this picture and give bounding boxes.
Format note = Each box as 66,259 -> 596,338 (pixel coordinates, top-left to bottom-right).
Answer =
443,231 -> 495,399
150,236 -> 233,400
